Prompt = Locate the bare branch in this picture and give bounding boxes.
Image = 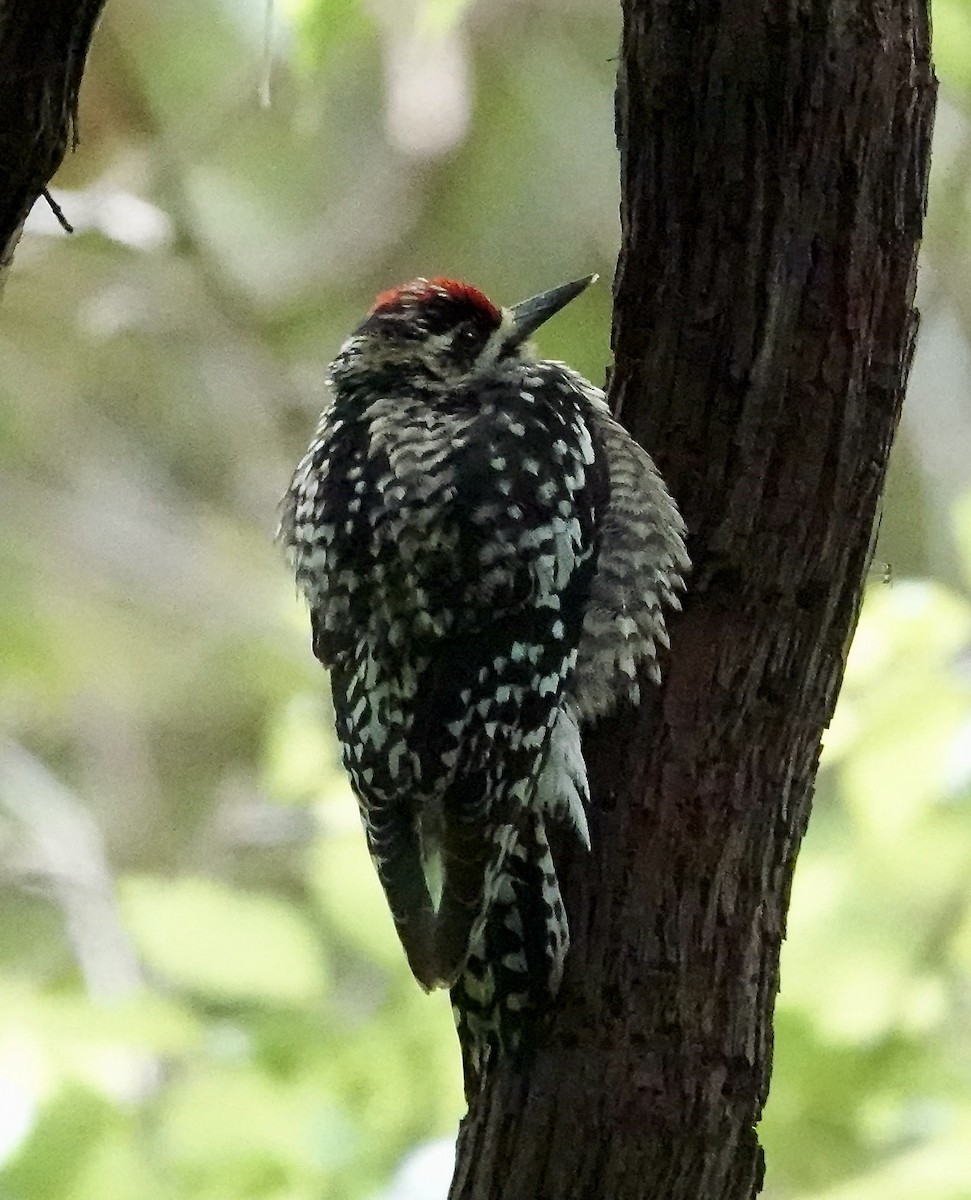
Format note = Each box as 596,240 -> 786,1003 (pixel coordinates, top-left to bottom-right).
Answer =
0,0 -> 107,287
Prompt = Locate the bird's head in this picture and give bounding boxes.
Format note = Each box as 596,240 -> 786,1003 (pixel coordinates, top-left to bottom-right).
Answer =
330,274 -> 597,392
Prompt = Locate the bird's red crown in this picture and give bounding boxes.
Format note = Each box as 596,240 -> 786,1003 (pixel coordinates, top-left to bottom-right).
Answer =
370,277 -> 501,324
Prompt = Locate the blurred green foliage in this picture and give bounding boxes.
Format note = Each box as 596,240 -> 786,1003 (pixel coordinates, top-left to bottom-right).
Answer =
0,1 -> 969,1198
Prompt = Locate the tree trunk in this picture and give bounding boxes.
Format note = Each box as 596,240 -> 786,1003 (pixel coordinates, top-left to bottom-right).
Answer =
449,2 -> 935,1198
0,0 -> 106,288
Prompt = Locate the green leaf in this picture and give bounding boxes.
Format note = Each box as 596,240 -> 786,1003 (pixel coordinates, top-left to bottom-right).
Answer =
159,1064 -> 348,1179
932,0 -> 971,96
952,488 -> 971,590
796,1116 -> 971,1200
120,876 -> 328,1005
304,832 -> 404,971
416,0 -> 474,34
263,691 -> 345,805
287,0 -> 375,69
0,1086 -> 115,1200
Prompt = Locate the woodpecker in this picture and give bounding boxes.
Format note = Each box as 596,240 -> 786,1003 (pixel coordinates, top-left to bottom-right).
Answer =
279,275 -> 688,1096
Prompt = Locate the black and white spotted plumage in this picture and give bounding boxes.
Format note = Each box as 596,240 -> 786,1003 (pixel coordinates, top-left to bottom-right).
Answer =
280,276 -> 688,1097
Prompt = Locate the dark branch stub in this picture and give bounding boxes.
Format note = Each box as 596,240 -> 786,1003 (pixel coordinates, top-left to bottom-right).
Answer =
42,189 -> 75,234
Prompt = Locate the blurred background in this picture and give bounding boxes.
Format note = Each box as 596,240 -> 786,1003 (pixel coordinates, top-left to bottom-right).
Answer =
0,0 -> 968,1197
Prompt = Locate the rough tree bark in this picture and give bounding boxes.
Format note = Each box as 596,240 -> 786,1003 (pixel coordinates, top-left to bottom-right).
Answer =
450,3 -> 935,1199
0,0 -> 106,289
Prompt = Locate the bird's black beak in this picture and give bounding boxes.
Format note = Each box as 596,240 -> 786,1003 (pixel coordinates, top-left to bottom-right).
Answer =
505,274 -> 598,348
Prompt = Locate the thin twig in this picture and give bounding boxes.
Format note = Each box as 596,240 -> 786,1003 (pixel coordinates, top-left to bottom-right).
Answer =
42,188 -> 74,233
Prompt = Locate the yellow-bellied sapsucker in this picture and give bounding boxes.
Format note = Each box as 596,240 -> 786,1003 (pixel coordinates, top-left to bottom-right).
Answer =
279,275 -> 688,1096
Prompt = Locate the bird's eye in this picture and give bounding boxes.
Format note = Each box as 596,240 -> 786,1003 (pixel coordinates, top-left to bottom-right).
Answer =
456,325 -> 479,348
